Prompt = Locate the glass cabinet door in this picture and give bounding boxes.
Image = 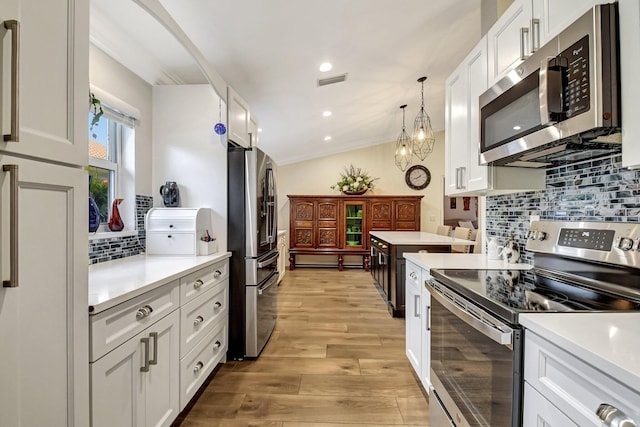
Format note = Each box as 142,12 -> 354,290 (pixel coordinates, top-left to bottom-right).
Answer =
344,201 -> 365,248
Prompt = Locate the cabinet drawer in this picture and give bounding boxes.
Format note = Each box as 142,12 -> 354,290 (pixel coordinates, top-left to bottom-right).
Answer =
90,281 -> 180,362
180,280 -> 228,357
146,232 -> 196,255
146,217 -> 196,232
180,260 -> 229,304
523,382 -> 578,427
405,261 -> 421,293
524,331 -> 640,426
179,321 -> 227,410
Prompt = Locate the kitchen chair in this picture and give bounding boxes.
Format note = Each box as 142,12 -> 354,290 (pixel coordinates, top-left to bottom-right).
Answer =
451,227 -> 473,253
436,225 -> 452,236
473,229 -> 483,254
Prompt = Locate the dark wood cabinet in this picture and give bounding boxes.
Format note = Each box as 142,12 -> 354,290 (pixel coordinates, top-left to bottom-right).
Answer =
287,195 -> 422,271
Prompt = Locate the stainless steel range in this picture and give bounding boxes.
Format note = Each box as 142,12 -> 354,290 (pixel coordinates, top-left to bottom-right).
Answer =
427,221 -> 640,427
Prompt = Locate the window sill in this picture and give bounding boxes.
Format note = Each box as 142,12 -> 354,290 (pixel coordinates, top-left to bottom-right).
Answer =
89,229 -> 138,241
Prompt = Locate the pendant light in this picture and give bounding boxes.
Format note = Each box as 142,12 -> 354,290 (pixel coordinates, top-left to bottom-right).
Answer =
394,104 -> 413,171
412,76 -> 435,160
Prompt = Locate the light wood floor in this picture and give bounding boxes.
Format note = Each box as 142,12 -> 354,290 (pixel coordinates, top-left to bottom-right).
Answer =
176,268 -> 429,426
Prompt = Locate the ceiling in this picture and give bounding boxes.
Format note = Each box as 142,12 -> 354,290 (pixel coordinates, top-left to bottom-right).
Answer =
90,0 -> 482,165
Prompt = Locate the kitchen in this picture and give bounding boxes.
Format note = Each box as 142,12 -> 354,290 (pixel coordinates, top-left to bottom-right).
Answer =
1,0 -> 639,426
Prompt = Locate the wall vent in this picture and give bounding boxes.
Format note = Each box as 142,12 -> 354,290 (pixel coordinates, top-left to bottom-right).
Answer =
317,73 -> 348,87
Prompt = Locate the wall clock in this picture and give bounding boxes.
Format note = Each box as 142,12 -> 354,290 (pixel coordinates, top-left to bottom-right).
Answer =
405,165 -> 431,190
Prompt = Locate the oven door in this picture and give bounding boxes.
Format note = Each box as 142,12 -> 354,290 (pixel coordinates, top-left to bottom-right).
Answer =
428,280 -> 522,427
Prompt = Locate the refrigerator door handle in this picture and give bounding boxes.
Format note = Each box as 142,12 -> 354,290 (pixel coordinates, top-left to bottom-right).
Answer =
257,274 -> 278,295
257,251 -> 279,268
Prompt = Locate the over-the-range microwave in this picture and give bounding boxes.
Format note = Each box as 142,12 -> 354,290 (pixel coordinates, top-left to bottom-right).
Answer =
479,3 -> 620,168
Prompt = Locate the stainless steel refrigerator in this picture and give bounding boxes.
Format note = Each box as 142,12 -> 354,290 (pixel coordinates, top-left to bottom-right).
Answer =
227,145 -> 278,359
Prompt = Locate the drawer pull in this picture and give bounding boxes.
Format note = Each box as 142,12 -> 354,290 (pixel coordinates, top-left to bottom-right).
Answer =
193,316 -> 204,327
409,271 -> 417,280
213,270 -> 222,278
149,332 -> 158,365
167,235 -> 172,238
169,224 -> 174,228
136,305 -> 153,320
213,340 -> 222,351
597,404 -> 638,427
140,337 -> 150,372
193,361 -> 204,374
193,279 -> 204,289
214,301 -> 222,309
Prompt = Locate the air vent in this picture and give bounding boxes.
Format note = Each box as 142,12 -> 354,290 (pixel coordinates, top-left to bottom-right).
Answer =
317,73 -> 348,87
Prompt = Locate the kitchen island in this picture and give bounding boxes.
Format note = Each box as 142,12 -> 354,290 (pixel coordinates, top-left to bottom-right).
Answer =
369,231 -> 475,317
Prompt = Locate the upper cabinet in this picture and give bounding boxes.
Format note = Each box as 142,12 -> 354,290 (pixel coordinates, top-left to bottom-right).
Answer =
249,114 -> 259,147
487,0 -> 602,85
1,0 -> 88,166
620,0 -> 640,169
227,85 -> 251,148
445,36 -> 544,196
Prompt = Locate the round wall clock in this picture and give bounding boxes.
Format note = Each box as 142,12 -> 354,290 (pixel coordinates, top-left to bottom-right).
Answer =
405,165 -> 431,190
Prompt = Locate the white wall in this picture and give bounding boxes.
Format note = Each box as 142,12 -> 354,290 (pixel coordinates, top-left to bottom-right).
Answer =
276,131 -> 446,240
89,44 -> 153,196
152,85 -> 228,251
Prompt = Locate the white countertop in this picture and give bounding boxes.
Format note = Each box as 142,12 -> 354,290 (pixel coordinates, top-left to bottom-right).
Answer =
88,252 -> 231,314
404,253 -> 532,271
520,313 -> 640,392
370,231 -> 475,245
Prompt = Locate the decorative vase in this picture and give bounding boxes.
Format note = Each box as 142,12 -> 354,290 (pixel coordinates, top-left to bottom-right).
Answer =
108,198 -> 125,231
343,189 -> 367,196
88,175 -> 101,233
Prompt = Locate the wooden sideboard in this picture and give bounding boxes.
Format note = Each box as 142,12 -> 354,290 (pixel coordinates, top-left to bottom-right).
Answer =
287,195 -> 423,271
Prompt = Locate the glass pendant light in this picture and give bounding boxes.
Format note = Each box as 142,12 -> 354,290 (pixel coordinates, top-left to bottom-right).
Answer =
394,104 -> 413,171
412,76 -> 435,160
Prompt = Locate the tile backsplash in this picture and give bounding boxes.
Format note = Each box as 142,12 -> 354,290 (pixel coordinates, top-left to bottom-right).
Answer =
486,154 -> 639,265
88,195 -> 153,264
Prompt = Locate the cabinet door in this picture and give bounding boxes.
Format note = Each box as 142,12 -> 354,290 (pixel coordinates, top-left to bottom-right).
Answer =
523,383 -> 578,427
445,61 -> 468,195
533,0 -> 600,47
405,262 -> 422,376
144,311 -> 180,427
318,199 -> 339,248
369,199 -> 393,230
0,155 -> 88,427
342,200 -> 364,249
227,86 -> 250,148
620,0 -> 640,169
290,200 -> 315,248
0,0 -> 88,165
487,0 -> 533,85
249,114 -> 258,147
465,38 -> 489,192
420,284 -> 431,390
394,200 -> 419,230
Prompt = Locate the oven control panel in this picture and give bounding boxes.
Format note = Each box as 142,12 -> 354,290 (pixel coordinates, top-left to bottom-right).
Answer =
527,221 -> 640,267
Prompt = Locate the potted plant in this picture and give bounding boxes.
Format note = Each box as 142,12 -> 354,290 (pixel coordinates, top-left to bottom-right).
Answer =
331,165 -> 378,195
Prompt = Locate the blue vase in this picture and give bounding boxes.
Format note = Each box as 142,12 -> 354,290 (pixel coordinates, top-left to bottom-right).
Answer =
89,175 -> 101,232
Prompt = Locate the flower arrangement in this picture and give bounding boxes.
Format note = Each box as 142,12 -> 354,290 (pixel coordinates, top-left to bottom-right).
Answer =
331,164 -> 378,194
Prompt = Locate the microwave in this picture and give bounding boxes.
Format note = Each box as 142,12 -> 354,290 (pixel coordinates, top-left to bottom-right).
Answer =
479,3 -> 620,167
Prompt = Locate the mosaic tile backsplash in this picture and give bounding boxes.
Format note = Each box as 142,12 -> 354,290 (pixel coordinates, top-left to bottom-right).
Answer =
88,195 -> 153,264
486,154 -> 638,265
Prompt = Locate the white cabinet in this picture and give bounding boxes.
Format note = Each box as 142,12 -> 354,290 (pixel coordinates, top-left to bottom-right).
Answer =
405,261 -> 431,390
523,330 -> 640,427
249,114 -> 259,147
227,85 -> 251,148
0,0 -> 88,166
620,0 -> 640,169
445,36 -> 544,196
0,155 -> 88,427
91,310 -> 180,427
277,230 -> 287,283
488,0 -> 601,85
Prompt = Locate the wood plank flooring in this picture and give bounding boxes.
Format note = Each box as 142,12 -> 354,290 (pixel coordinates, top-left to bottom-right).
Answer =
176,269 -> 429,426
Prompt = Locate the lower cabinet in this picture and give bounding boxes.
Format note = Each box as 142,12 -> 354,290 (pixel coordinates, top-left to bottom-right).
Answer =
91,310 -> 180,427
90,259 -> 230,427
405,261 -> 431,390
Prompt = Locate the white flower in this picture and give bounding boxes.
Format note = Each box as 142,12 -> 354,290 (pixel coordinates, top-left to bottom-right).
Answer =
356,176 -> 362,182
342,185 -> 348,191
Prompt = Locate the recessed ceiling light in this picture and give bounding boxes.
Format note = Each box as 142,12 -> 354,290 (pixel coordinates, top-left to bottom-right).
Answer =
322,111 -> 332,117
324,136 -> 332,141
513,125 -> 521,130
258,128 -> 263,133
319,62 -> 332,72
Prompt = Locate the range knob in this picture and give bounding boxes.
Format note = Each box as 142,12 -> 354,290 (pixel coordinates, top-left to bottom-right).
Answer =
618,237 -> 634,251
534,231 -> 547,241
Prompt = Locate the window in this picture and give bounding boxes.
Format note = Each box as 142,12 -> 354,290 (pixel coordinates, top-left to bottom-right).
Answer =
88,104 -> 135,232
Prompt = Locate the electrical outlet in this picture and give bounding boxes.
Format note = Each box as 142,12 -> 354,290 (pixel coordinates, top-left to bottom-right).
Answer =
530,215 -> 540,224
429,215 -> 436,222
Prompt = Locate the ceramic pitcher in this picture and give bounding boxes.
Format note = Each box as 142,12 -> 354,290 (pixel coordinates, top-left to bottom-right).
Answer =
487,237 -> 504,260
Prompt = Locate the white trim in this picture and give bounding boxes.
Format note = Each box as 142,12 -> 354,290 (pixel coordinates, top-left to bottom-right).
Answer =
90,84 -> 141,121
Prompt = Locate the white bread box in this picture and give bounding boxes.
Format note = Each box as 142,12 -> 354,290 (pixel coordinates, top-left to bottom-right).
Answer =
146,207 -> 211,255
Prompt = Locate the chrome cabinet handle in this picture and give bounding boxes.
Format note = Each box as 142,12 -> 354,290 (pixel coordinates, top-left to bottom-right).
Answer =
2,165 -> 18,288
426,305 -> 431,331
213,340 -> 222,351
414,294 -> 420,318
520,27 -> 530,60
459,167 -> 466,189
193,279 -> 204,289
213,270 -> 222,278
530,18 -> 540,53
409,271 -> 417,280
136,305 -> 153,320
193,361 -> 204,374
140,337 -> 150,372
214,301 -> 222,310
193,315 -> 204,327
3,20 -> 20,142
597,404 -> 638,427
149,332 -> 158,365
